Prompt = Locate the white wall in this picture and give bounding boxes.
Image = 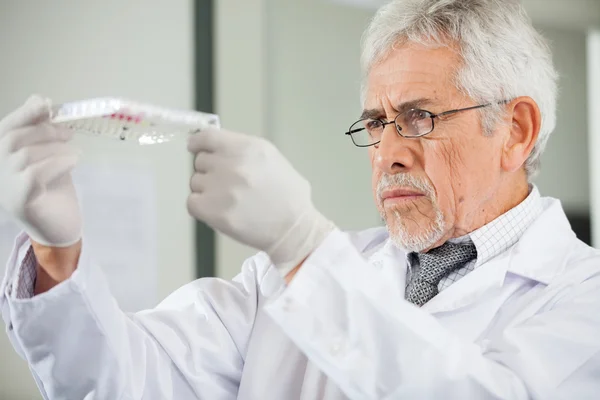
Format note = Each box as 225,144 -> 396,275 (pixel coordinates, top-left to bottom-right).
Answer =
214,0 -> 271,278
588,30 -> 600,247
0,1 -> 195,398
267,0 -> 377,229
534,28 -> 589,214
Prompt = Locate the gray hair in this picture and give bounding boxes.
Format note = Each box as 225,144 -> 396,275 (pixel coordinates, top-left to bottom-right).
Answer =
361,0 -> 558,179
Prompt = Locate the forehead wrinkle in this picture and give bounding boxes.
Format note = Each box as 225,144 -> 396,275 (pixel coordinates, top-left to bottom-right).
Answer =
365,77 -> 445,121
364,45 -> 461,117
360,97 -> 437,120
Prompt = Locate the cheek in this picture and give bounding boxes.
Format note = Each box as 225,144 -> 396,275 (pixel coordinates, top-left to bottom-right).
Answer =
369,149 -> 384,207
369,148 -> 379,186
424,136 -> 497,219
371,168 -> 382,204
424,142 -> 458,187
368,147 -> 378,167
422,142 -> 464,212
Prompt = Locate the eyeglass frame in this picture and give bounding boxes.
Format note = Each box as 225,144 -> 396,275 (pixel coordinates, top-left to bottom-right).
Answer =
345,101 -> 508,148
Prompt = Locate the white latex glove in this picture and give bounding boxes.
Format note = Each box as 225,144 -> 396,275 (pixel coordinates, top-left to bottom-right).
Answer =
187,128 -> 335,275
0,95 -> 82,247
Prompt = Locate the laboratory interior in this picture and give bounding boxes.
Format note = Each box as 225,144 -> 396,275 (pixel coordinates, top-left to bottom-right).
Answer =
0,0 -> 599,398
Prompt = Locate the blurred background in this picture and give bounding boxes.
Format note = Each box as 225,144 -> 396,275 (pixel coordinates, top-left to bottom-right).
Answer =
0,0 -> 598,398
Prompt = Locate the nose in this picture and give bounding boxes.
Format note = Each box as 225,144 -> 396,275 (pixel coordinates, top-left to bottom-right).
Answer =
372,123 -> 416,174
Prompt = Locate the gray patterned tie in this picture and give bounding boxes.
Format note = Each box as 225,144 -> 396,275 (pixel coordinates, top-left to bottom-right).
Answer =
405,242 -> 477,306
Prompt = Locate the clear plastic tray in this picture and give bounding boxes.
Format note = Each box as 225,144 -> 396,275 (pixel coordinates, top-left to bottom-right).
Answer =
50,97 -> 220,145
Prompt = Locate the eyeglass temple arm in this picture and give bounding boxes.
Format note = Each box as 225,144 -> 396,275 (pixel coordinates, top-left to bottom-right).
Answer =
433,103 -> 491,118
433,100 -> 511,118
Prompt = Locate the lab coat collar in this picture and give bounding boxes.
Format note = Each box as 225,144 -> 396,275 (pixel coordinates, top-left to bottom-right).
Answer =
374,197 -> 575,314
504,197 -> 575,284
426,198 -> 575,313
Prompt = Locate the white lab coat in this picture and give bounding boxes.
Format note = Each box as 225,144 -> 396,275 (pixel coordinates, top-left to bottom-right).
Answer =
2,197 -> 600,400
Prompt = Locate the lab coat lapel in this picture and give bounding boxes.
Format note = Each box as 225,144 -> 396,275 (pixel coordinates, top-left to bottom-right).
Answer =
422,198 -> 573,315
369,239 -> 409,295
505,199 -> 573,284
421,252 -> 510,314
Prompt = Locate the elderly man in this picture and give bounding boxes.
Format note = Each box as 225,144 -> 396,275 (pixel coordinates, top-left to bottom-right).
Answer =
1,0 -> 599,398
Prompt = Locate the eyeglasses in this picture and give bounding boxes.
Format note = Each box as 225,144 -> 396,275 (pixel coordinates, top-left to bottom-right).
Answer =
345,102 -> 498,147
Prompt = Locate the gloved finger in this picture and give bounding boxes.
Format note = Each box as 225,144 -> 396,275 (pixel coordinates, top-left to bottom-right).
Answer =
189,172 -> 208,193
11,142 -> 79,172
23,151 -> 79,188
0,95 -> 51,135
187,190 -> 233,225
187,128 -> 221,153
193,151 -> 222,172
0,123 -> 73,154
187,192 -> 210,221
187,128 -> 250,154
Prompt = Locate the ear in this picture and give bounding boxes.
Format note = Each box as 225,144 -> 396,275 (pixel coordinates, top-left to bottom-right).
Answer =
500,97 -> 541,173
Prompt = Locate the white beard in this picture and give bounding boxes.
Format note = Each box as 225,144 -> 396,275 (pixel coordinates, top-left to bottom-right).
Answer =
385,206 -> 445,252
377,173 -> 446,252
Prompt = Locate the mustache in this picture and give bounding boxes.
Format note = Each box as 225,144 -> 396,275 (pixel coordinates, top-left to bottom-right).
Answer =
376,173 -> 435,201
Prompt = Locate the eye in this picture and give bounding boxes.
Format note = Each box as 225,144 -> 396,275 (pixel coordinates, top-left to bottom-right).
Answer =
400,109 -> 434,137
406,109 -> 431,121
364,119 -> 383,131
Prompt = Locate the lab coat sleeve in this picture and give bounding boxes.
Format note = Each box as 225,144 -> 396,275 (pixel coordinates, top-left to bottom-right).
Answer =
265,229 -> 600,400
1,233 -> 270,400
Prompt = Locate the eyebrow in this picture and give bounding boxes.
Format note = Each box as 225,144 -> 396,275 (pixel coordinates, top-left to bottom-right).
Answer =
360,98 -> 434,120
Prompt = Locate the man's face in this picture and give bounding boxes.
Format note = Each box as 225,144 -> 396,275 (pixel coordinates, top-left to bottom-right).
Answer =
365,44 -> 506,252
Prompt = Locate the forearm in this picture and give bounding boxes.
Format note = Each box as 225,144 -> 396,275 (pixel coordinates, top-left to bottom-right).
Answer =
3,233 -> 254,399
31,239 -> 81,295
3,239 -> 196,399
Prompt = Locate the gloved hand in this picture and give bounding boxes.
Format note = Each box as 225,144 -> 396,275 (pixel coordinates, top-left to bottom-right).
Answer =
187,129 -> 336,276
0,95 -> 82,247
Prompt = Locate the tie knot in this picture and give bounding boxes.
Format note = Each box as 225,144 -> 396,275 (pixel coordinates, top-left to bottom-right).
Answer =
413,241 -> 478,285
405,241 -> 478,306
